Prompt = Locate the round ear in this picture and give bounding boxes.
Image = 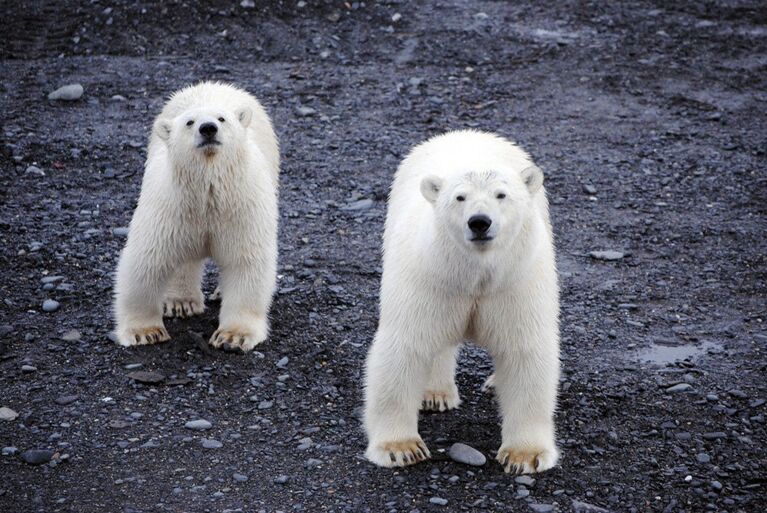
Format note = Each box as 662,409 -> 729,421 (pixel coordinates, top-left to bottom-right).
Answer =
420,175 -> 444,203
154,118 -> 172,141
521,165 -> 544,194
236,107 -> 253,128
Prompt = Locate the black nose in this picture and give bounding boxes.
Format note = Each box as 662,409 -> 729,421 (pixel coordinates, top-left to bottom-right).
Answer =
468,214 -> 492,234
199,122 -> 218,137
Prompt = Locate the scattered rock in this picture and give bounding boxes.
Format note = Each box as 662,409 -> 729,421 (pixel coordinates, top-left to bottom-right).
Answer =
61,330 -> 81,341
185,419 -> 212,431
0,407 -> 19,421
296,106 -> 317,117
515,475 -> 536,486
341,198 -> 374,211
257,400 -> 273,410
696,452 -> 711,463
233,473 -> 248,482
21,365 -> 37,373
448,443 -> 486,466
127,371 -> 165,384
572,500 -> 611,512
582,184 -> 597,195
274,475 -> 289,484
113,227 -> 130,237
276,356 -> 289,368
429,497 -> 448,506
25,165 -> 45,176
55,395 -> 78,406
201,438 -> 222,449
42,299 -> 60,312
48,84 -> 84,101
666,383 -> 693,393
240,0 -> 255,7
589,250 -> 625,261
529,505 -> 555,513
21,449 -> 54,465
2,446 -> 18,456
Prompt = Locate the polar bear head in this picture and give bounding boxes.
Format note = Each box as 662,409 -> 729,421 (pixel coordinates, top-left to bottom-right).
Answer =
420,164 -> 543,251
153,106 -> 253,160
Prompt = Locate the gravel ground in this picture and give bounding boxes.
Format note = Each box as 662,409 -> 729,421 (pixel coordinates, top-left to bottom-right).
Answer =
1,1 -> 766,512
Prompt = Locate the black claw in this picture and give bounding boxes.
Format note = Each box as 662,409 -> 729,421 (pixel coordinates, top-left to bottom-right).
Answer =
389,452 -> 396,463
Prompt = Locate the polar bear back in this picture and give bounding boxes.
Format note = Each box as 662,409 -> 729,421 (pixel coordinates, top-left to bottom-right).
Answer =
155,82 -> 280,183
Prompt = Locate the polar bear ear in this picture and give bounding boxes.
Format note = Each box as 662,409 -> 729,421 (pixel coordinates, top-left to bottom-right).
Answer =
236,107 -> 253,128
420,175 -> 444,203
154,119 -> 172,141
521,165 -> 544,194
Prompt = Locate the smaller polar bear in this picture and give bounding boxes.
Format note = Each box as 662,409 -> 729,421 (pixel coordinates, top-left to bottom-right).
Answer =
113,82 -> 279,352
364,130 -> 560,474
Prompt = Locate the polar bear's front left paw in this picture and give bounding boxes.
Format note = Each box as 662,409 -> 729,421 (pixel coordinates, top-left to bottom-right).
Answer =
116,325 -> 171,347
421,388 -> 461,412
366,438 -> 431,468
163,297 -> 205,318
209,324 -> 266,353
496,445 -> 559,474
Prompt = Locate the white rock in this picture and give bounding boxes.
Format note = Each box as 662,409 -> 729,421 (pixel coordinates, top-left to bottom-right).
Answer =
0,407 -> 18,421
48,84 -> 84,101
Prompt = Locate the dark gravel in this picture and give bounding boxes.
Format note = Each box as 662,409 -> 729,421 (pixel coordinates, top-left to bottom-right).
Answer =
1,1 -> 766,512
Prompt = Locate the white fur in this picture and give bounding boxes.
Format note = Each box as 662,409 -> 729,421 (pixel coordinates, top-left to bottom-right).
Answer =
113,82 -> 279,352
363,130 -> 560,473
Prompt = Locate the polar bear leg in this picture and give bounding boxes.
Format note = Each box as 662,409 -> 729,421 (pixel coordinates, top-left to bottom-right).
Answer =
114,242 -> 176,347
421,345 -> 461,412
364,332 -> 433,467
163,259 -> 206,318
479,292 -> 560,474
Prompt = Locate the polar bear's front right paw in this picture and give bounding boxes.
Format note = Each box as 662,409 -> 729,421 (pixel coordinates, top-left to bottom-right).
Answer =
163,297 -> 205,318
115,326 -> 171,347
209,326 -> 265,353
366,438 -> 431,468
421,388 -> 461,412
496,445 -> 559,474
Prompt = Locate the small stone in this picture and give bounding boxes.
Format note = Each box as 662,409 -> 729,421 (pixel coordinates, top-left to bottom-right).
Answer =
25,165 -> 45,176
54,395 -> 78,406
341,198 -> 374,211
296,106 -> 317,117
529,505 -> 555,513
48,84 -> 84,101
21,365 -> 37,373
696,453 -> 711,463
429,497 -> 448,506
2,446 -> 18,456
516,488 -> 530,499
710,480 -> 723,491
61,330 -> 81,341
276,356 -> 289,368
392,13 -> 402,22
21,449 -> 54,465
201,438 -> 222,449
589,250 -> 624,261
703,432 -> 726,440
448,443 -> 486,466
274,475 -> 289,484
240,0 -> 255,7
0,407 -> 19,421
515,475 -> 536,486
257,400 -> 273,410
233,473 -> 248,482
582,184 -> 597,195
185,419 -> 212,431
113,227 -> 130,237
305,458 -> 322,467
572,500 -> 611,513
42,299 -> 60,312
666,383 -> 693,393
127,371 -> 165,384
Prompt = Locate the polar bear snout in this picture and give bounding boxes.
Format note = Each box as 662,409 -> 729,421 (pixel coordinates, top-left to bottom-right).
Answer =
196,121 -> 221,149
468,214 -> 492,236
199,122 -> 218,137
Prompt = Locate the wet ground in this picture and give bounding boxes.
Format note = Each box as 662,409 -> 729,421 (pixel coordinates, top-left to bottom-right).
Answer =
1,1 -> 766,512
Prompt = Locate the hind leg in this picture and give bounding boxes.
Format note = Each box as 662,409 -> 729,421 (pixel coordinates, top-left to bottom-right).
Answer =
163,259 -> 206,318
421,345 -> 462,412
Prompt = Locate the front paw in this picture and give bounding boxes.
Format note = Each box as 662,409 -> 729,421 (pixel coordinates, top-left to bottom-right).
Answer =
163,297 -> 205,318
209,323 -> 266,353
115,325 -> 170,347
421,387 -> 461,412
496,445 -> 559,474
366,438 -> 431,468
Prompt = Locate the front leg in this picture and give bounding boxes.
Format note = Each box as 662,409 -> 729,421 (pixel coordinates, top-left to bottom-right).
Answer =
364,331 -> 432,467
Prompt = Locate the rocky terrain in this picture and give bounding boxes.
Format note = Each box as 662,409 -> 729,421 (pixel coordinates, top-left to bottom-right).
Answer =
1,1 -> 765,512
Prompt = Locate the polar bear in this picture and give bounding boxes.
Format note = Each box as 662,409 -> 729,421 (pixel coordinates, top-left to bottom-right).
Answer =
113,82 -> 279,352
363,130 -> 560,474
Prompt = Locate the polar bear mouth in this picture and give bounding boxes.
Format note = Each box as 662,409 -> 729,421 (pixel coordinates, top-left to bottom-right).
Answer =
470,235 -> 494,244
197,140 -> 221,148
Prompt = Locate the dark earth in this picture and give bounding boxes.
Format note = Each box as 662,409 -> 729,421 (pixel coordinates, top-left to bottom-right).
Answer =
1,1 -> 766,512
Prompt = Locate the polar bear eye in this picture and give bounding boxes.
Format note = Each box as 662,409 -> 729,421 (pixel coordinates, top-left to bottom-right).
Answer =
496,193 -> 506,199
186,120 -> 194,127
456,195 -> 466,202
218,117 -> 225,122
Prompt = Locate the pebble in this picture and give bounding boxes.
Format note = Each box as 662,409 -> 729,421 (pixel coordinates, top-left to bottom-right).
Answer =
516,488 -> 530,499
201,438 -> 222,449
572,500 -> 610,512
529,505 -> 555,513
21,365 -> 37,373
666,383 -> 693,393
582,184 -> 597,195
233,473 -> 248,482
515,475 -> 536,486
127,371 -> 165,384
296,106 -> 317,117
185,419 -> 212,431
696,452 -> 711,463
0,407 -> 19,421
341,198 -> 374,211
21,449 -> 54,465
257,400 -> 273,410
54,395 -> 78,406
276,356 -> 289,368
274,475 -> 289,484
703,432 -> 726,440
42,299 -> 60,312
61,330 -> 81,341
48,84 -> 84,101
429,497 -> 448,506
25,165 -> 45,176
448,442 -> 486,466
589,250 -> 624,261
240,0 -> 255,8
2,446 -> 18,456
113,227 -> 130,237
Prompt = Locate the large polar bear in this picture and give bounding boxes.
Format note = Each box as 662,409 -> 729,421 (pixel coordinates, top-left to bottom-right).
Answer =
364,130 -> 560,474
113,82 -> 279,352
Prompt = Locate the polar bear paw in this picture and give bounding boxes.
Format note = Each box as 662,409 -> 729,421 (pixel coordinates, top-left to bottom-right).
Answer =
481,373 -> 495,393
209,326 -> 265,353
496,445 -> 558,474
421,389 -> 461,412
366,438 -> 431,468
116,326 -> 171,347
208,287 -> 222,301
163,297 -> 205,318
